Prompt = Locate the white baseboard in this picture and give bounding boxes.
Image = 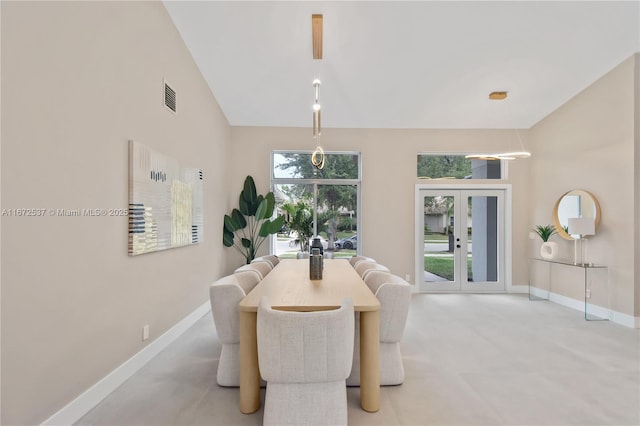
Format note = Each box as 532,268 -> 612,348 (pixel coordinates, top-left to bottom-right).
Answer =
41,302 -> 211,426
528,287 -> 638,328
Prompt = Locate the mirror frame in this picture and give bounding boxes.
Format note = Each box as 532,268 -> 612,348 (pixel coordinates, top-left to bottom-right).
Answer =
552,189 -> 601,241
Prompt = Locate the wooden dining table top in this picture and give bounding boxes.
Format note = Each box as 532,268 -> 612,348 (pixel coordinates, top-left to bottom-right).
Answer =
239,258 -> 380,312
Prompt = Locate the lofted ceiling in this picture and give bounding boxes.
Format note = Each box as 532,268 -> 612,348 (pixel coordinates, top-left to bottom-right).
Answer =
163,1 -> 639,129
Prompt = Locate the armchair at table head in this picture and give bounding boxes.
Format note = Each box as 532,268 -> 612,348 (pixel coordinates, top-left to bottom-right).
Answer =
257,296 -> 354,426
347,273 -> 412,387
209,275 -> 246,387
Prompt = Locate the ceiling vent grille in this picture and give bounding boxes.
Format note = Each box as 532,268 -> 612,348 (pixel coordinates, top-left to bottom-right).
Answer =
164,81 -> 176,113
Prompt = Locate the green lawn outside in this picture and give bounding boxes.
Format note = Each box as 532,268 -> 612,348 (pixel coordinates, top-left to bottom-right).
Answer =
424,233 -> 448,241
424,256 -> 473,281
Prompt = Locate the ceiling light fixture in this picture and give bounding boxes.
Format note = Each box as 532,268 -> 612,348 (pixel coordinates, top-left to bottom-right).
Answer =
311,15 -> 325,170
311,79 -> 325,169
489,91 -> 508,100
312,14 -> 323,60
466,129 -> 531,161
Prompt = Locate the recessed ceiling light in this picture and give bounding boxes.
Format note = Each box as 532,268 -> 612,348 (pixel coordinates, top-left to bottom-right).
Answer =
489,91 -> 508,100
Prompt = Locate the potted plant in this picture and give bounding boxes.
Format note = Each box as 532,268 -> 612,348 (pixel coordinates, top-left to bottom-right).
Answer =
223,176 -> 285,264
532,224 -> 558,259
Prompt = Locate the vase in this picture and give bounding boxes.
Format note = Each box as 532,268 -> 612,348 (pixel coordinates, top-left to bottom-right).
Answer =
540,241 -> 559,260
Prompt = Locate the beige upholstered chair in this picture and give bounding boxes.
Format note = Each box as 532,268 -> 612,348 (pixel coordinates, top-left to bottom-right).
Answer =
233,269 -> 262,294
354,261 -> 390,281
235,261 -> 272,280
349,255 -> 376,267
209,275 -> 246,387
347,272 -> 412,386
257,297 -> 354,426
252,255 -> 280,268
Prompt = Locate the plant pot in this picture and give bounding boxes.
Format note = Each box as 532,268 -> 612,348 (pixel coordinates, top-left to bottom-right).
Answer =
540,241 -> 559,260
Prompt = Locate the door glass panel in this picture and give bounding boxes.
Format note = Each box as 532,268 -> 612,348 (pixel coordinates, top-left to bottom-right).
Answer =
419,189 -> 504,293
423,195 -> 455,283
468,196 -> 499,284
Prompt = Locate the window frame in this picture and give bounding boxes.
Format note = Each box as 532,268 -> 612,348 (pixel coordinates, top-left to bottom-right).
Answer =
271,150 -> 362,255
417,153 -> 508,180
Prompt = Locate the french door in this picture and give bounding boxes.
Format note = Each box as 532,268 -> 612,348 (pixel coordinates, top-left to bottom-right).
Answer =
416,188 -> 506,292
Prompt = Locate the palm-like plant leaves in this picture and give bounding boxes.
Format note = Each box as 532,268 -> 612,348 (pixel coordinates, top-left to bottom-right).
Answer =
259,215 -> 285,237
532,224 -> 557,242
222,226 -> 234,247
223,175 -> 285,263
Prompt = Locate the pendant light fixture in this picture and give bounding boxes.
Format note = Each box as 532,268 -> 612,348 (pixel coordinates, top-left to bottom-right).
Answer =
311,78 -> 325,169
311,14 -> 325,170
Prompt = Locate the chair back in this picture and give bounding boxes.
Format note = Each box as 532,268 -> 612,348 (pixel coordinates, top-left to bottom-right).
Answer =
349,255 -> 376,267
209,275 -> 245,344
376,275 -> 412,343
235,262 -> 271,280
364,270 -> 393,293
257,297 -> 354,384
234,269 -> 261,294
253,255 -> 280,268
355,261 -> 390,280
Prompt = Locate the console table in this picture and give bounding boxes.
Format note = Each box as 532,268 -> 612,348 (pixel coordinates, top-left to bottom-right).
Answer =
528,258 -> 609,321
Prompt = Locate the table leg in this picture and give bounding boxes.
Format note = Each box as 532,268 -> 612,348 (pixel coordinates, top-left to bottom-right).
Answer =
239,310 -> 260,414
359,310 -> 380,412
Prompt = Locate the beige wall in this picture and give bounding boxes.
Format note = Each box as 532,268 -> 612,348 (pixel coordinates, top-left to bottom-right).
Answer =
529,54 -> 638,317
230,127 -> 532,287
1,2 -> 231,424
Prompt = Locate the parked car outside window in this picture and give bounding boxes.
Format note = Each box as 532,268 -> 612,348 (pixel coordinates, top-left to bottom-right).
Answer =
335,235 -> 357,250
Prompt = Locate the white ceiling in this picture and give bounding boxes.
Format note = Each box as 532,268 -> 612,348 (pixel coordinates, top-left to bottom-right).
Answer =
164,1 -> 639,129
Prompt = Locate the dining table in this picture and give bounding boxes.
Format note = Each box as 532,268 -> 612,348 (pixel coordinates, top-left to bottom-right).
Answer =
238,258 -> 381,414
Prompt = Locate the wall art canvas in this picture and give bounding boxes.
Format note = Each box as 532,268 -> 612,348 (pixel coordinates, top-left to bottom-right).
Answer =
128,140 -> 203,255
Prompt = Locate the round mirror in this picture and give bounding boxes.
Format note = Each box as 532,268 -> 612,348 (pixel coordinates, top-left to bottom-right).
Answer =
553,190 -> 601,240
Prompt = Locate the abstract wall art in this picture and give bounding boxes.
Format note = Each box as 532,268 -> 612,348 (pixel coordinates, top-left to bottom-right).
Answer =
128,140 -> 203,255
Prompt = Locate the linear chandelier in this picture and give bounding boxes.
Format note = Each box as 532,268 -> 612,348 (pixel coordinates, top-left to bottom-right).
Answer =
466,130 -> 531,161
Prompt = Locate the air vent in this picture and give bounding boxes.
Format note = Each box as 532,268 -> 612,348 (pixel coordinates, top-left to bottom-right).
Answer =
164,81 -> 176,113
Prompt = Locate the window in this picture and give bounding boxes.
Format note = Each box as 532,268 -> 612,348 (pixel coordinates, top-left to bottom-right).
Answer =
417,154 -> 502,179
272,151 -> 361,259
